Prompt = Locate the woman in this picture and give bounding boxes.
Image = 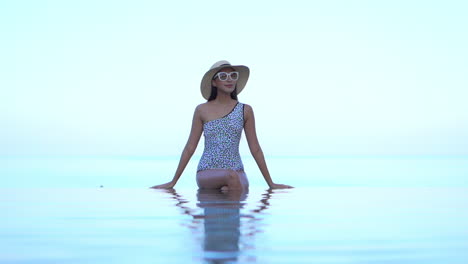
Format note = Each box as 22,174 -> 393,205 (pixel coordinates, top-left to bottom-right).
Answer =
151,60 -> 292,190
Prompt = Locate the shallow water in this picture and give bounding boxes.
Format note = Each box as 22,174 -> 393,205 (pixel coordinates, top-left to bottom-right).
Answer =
2,187 -> 468,263
1,156 -> 468,263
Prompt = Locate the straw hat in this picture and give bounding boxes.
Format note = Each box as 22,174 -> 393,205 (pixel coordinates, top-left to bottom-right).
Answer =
200,60 -> 250,100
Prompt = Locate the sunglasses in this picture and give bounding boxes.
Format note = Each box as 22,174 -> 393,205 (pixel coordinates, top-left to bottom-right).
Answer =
214,71 -> 239,81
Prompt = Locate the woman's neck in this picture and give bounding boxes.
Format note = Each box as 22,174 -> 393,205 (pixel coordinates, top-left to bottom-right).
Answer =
214,92 -> 235,104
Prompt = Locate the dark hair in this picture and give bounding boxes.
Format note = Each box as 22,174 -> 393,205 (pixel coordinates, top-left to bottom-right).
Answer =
207,86 -> 238,101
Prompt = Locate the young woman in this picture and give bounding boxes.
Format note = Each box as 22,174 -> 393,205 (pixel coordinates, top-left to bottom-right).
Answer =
151,60 -> 292,191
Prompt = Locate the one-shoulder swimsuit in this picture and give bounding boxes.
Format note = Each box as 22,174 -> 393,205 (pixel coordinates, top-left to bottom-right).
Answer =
196,102 -> 249,188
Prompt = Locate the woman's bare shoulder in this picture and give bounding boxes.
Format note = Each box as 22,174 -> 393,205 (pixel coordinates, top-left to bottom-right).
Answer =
195,102 -> 211,112
242,103 -> 253,113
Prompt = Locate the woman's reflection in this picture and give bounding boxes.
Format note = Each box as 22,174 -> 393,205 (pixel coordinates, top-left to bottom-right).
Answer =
161,188 -> 274,263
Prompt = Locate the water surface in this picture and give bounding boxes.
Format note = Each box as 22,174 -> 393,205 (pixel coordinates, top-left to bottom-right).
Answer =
2,187 -> 468,263
1,156 -> 468,263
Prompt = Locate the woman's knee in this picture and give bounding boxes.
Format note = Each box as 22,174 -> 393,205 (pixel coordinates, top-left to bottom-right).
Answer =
225,169 -> 239,180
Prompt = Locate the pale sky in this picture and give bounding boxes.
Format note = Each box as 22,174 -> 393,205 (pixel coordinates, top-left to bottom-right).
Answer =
1,0 -> 467,157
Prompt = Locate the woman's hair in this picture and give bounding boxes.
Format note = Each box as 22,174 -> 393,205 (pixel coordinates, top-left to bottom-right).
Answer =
207,86 -> 238,101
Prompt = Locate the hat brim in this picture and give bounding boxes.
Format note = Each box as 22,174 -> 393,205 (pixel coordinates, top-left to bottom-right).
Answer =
200,65 -> 250,100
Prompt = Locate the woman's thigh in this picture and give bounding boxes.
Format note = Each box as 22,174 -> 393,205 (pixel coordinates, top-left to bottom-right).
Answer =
196,169 -> 249,189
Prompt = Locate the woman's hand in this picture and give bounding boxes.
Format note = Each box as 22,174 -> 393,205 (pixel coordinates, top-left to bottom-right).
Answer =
269,183 -> 293,189
150,182 -> 175,189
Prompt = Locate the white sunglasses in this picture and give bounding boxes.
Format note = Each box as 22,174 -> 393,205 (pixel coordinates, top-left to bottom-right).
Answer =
214,71 -> 239,81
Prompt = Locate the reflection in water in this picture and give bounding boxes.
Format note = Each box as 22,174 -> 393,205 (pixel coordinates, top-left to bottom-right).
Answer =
161,189 -> 274,263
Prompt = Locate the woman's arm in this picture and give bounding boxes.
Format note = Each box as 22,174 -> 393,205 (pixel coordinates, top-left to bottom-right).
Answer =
151,105 -> 203,189
243,104 -> 292,189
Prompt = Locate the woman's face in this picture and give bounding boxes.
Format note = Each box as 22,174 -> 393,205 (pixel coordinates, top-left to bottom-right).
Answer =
211,67 -> 238,95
